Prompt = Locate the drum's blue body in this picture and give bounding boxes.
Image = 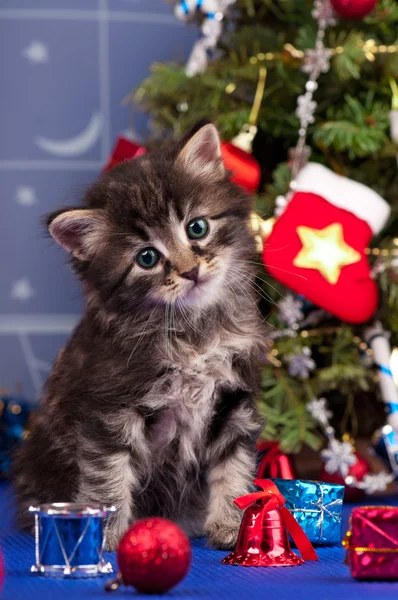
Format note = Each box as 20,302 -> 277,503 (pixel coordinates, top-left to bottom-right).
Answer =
40,515 -> 104,567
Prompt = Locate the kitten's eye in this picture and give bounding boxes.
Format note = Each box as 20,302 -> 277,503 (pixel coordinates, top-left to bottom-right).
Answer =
187,218 -> 208,240
136,248 -> 160,269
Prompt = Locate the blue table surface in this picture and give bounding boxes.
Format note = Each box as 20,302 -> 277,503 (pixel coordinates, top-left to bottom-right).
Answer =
1,482 -> 398,600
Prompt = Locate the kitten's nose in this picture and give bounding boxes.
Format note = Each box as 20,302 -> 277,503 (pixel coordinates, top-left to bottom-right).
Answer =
180,265 -> 199,282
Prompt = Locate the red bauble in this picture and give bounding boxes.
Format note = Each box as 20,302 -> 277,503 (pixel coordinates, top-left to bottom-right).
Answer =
102,135 -> 146,174
220,141 -> 261,194
330,0 -> 378,19
117,518 -> 191,594
320,451 -> 370,502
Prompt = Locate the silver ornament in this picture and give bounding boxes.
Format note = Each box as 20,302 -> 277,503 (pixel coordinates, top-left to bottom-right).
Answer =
277,295 -> 304,327
296,94 -> 317,125
312,0 -> 337,28
302,46 -> 331,78
307,397 -> 332,427
286,347 -> 316,378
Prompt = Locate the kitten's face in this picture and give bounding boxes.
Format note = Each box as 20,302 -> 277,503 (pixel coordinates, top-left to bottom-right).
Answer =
122,206 -> 235,309
48,124 -> 255,313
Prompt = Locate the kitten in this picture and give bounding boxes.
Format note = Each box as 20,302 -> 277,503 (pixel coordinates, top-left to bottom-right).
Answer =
14,123 -> 265,550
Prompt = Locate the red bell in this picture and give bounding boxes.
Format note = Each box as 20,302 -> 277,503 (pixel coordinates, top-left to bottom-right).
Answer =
257,441 -> 295,480
223,502 -> 303,567
222,479 -> 317,568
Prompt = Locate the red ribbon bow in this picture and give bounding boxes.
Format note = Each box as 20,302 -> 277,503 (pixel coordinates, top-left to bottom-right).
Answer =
234,479 -> 318,561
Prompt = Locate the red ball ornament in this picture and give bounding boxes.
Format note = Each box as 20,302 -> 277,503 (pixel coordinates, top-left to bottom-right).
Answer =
320,451 -> 370,502
116,518 -> 191,594
220,141 -> 261,194
330,0 -> 378,20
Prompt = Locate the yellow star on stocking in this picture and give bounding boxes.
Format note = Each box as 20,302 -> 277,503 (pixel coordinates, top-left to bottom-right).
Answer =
293,223 -> 361,285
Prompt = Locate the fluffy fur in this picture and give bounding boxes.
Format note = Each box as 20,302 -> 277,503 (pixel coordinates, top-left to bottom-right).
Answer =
14,122 -> 265,550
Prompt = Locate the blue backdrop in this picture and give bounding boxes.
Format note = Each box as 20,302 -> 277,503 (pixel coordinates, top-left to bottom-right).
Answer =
0,0 -> 196,401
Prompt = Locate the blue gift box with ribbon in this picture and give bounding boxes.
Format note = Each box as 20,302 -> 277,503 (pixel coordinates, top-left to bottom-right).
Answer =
272,478 -> 344,545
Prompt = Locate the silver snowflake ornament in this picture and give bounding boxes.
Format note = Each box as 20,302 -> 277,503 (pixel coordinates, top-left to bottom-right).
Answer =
277,295 -> 304,327
302,47 -> 331,77
307,397 -> 332,427
296,94 -> 317,125
286,347 -> 315,379
356,472 -> 395,495
321,439 -> 357,478
312,0 -> 337,27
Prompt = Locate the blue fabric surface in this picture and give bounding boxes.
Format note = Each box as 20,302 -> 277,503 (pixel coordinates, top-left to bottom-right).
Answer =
1,483 -> 398,600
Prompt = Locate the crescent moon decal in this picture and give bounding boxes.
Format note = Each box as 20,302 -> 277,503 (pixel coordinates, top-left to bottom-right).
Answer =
36,112 -> 102,157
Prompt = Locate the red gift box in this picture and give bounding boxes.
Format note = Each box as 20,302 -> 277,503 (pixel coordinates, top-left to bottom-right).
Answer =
343,506 -> 398,579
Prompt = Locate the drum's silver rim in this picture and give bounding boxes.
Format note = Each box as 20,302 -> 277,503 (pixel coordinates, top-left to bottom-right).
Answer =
31,561 -> 113,577
28,503 -> 116,517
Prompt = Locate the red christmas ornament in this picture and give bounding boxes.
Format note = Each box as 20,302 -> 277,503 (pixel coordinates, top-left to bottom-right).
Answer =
107,518 -> 191,594
320,450 -> 370,502
330,0 -> 378,19
256,441 -> 296,479
222,479 -> 318,567
102,135 -> 146,174
220,141 -> 261,194
263,163 -> 390,324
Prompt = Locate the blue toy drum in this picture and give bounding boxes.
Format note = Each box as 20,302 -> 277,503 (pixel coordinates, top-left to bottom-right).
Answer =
29,503 -> 116,577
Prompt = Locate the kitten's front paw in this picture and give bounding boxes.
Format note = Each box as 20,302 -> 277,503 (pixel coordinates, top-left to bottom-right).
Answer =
205,522 -> 240,550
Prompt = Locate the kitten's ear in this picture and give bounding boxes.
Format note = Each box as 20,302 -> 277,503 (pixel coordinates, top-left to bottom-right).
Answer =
47,208 -> 105,260
176,123 -> 224,179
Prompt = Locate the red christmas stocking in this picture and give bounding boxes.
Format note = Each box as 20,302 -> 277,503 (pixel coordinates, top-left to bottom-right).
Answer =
263,163 -> 390,323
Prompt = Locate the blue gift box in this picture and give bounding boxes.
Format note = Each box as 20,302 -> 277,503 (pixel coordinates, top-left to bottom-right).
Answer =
272,478 -> 344,545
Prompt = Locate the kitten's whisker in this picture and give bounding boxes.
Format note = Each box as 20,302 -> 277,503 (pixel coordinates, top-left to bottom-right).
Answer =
261,264 -> 307,280
227,264 -> 286,303
233,257 -> 308,281
225,266 -> 278,306
222,276 -> 269,326
261,243 -> 291,253
176,299 -> 205,339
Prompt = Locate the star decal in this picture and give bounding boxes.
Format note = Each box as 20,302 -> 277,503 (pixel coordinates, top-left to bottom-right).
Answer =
293,223 -> 361,285
10,278 -> 35,302
15,186 -> 37,207
21,40 -> 48,65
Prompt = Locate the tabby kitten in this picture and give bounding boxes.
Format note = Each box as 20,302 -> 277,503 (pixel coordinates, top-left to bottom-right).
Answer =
14,123 -> 264,550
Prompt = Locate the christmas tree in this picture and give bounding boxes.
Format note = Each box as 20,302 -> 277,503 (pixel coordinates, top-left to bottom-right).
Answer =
130,0 -> 398,483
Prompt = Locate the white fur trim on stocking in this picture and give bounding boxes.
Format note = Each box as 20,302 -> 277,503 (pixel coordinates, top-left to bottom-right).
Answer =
294,163 -> 390,235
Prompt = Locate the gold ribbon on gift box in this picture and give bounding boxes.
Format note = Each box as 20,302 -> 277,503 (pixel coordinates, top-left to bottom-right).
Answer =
343,533 -> 398,553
